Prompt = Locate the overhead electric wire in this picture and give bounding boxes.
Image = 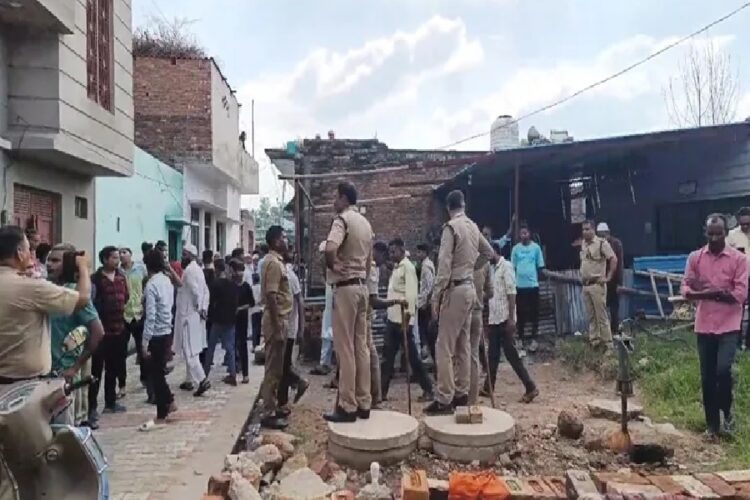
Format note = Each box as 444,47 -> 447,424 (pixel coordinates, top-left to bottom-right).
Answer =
438,1 -> 750,150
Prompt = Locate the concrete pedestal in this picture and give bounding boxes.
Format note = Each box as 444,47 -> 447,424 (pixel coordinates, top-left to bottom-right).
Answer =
327,410 -> 419,469
424,407 -> 515,463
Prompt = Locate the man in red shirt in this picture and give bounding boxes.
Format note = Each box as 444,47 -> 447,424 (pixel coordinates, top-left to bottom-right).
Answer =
681,213 -> 748,440
89,245 -> 130,426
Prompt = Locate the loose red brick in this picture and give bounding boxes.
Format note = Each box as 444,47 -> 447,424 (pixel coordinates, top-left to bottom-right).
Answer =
564,470 -> 602,499
591,471 -> 651,491
207,473 -> 231,496
541,477 -> 567,499
716,470 -> 750,484
647,475 -> 687,496
694,473 -> 735,497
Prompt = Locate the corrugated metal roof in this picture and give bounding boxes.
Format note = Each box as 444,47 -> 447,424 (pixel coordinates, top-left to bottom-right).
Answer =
435,122 -> 750,196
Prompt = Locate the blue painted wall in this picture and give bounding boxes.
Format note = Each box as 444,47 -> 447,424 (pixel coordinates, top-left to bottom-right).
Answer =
96,147 -> 184,256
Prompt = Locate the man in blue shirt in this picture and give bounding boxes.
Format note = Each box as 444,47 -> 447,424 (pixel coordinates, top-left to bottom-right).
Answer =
511,223 -> 545,351
482,214 -> 516,253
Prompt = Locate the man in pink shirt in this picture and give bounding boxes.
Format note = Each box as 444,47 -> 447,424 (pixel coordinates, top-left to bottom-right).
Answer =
681,213 -> 748,439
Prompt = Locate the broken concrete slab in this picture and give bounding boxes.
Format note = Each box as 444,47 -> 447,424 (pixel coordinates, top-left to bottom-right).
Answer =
224,453 -> 263,487
268,467 -> 335,500
276,453 -> 308,481
249,444 -> 283,473
229,471 -> 262,500
587,398 -> 642,421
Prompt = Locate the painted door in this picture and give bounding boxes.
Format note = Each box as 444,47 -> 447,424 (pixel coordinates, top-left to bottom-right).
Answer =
13,184 -> 60,244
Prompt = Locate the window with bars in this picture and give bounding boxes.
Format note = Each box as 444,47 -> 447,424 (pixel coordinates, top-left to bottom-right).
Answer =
86,0 -> 113,112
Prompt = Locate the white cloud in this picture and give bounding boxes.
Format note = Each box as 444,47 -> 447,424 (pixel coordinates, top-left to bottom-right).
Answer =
436,34 -> 738,148
238,15 -> 484,204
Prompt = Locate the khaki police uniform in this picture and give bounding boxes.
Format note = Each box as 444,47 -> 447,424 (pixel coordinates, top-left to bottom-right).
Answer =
467,262 -> 492,404
431,212 -> 494,405
327,207 -> 374,413
259,251 -> 293,414
580,236 -> 615,344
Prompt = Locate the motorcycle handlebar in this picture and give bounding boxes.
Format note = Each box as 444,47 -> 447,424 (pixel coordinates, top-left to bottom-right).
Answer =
64,376 -> 96,396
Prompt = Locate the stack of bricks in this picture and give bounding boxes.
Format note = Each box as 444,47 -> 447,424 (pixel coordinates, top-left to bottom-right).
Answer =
423,469 -> 750,499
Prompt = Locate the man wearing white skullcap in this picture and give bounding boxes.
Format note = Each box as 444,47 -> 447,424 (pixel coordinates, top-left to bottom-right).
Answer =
174,243 -> 211,396
596,222 -> 624,335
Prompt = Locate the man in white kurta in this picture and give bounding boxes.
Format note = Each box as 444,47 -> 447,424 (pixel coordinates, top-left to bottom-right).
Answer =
174,244 -> 211,396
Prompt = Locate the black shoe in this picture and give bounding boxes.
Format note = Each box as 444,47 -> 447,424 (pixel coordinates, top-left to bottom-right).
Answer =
323,406 -> 357,423
452,394 -> 468,407
193,379 -> 211,397
179,382 -> 194,392
261,416 -> 289,430
294,379 -> 309,404
83,412 -> 100,430
103,403 -> 127,414
357,408 -> 371,420
310,365 -> 331,376
424,401 -> 454,416
417,392 -> 434,403
276,407 -> 291,418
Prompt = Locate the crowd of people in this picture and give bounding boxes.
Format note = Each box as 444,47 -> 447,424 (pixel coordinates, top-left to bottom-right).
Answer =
0,224 -> 307,432
1,185 -> 748,441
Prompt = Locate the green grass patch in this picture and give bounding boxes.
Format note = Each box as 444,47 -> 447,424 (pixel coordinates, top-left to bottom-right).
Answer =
559,329 -> 750,467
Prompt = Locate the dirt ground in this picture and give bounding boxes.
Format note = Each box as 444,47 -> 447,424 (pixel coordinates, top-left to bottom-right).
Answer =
284,353 -> 727,488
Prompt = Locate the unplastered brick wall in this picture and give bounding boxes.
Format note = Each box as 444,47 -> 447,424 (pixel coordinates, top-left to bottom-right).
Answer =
297,138 -> 486,287
134,56 -> 213,169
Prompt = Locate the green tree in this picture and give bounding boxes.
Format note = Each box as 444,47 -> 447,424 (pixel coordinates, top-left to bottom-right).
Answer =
253,197 -> 294,242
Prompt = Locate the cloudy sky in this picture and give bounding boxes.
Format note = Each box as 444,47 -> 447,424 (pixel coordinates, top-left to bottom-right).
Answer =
133,0 -> 750,207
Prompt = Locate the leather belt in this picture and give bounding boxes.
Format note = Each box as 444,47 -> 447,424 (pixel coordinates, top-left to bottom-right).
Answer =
451,278 -> 473,287
334,278 -> 366,288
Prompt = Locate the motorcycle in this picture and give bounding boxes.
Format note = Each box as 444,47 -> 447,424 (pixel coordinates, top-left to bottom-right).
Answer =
0,376 -> 109,499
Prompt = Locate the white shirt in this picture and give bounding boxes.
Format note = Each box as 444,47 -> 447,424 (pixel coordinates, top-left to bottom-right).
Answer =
286,264 -> 302,340
488,257 -> 516,325
142,273 -> 174,343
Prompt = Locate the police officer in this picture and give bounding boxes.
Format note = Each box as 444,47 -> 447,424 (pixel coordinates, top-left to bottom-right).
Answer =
324,182 -> 374,423
258,225 -> 292,430
580,220 -> 618,347
426,190 -> 494,415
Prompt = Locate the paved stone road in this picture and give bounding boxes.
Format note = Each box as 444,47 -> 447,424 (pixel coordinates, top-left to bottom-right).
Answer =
94,349 -> 262,500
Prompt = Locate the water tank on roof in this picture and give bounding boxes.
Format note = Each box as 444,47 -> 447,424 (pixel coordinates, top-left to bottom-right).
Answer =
490,115 -> 519,151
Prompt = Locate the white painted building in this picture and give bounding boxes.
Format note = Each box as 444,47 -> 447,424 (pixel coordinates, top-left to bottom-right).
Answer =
0,0 -> 133,255
134,55 -> 257,257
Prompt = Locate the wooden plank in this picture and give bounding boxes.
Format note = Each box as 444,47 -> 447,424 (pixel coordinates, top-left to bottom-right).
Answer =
650,273 -> 665,318
278,165 -> 409,180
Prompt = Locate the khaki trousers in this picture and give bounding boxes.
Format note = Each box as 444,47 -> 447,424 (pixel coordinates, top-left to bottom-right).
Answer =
583,283 -> 612,343
466,309 -> 483,405
435,284 -> 476,405
332,284 -> 371,413
260,313 -> 289,413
